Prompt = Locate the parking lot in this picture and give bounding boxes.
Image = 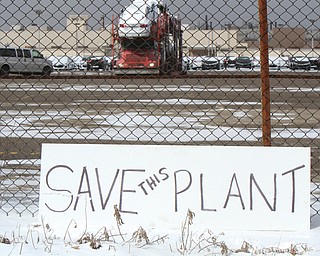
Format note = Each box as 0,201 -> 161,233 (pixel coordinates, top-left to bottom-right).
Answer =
45,54 -> 320,76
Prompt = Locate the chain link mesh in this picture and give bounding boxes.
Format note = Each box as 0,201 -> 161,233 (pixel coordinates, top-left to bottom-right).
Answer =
0,0 -> 319,221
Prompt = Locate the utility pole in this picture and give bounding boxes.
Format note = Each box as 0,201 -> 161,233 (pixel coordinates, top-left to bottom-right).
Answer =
34,9 -> 43,50
74,22 -> 81,56
309,19 -> 316,57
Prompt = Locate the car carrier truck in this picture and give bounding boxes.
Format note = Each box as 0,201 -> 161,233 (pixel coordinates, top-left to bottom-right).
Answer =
112,0 -> 184,75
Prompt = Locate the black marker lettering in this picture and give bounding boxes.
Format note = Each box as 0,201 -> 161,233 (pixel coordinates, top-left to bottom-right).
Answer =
282,165 -> 305,212
74,167 -> 95,211
174,169 -> 192,212
96,168 -> 120,210
223,173 -> 245,210
45,165 -> 73,213
250,173 -> 277,211
159,167 -> 169,181
120,169 -> 145,214
200,173 -> 216,211
145,175 -> 158,191
138,181 -> 148,195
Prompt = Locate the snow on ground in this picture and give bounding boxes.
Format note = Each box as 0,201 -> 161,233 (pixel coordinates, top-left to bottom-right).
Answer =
0,172 -> 319,255
1,79 -> 320,254
1,210 -> 320,255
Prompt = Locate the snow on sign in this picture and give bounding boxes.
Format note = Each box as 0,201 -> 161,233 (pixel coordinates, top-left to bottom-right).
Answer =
39,144 -> 310,234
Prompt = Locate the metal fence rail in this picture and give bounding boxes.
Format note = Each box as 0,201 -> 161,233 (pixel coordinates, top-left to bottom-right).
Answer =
0,0 -> 319,223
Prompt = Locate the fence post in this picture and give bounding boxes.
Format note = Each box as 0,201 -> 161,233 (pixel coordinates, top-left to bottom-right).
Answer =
258,0 -> 271,146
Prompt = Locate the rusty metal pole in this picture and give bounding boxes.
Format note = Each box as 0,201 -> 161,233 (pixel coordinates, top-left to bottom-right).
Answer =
258,0 -> 271,146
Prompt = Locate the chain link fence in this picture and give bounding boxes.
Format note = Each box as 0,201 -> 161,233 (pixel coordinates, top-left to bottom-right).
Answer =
0,0 -> 319,223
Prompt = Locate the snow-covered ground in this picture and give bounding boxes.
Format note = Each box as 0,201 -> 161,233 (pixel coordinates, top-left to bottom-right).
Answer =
1,78 -> 319,255
0,216 -> 319,255
1,196 -> 319,255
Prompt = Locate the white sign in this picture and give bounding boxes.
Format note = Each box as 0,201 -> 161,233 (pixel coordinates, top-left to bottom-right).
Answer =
39,144 -> 310,234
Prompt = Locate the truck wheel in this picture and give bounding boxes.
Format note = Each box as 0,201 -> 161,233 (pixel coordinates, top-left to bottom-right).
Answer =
42,66 -> 52,76
0,65 -> 10,76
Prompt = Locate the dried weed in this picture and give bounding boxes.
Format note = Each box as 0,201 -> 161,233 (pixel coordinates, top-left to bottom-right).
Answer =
0,235 -> 11,244
114,204 -> 125,241
132,226 -> 150,245
178,208 -> 195,254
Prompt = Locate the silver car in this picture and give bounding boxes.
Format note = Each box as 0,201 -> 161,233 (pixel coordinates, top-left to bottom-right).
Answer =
201,56 -> 221,70
0,47 -> 52,76
49,56 -> 76,71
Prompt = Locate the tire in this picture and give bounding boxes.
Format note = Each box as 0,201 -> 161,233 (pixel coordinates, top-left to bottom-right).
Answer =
42,66 -> 52,76
0,65 -> 10,76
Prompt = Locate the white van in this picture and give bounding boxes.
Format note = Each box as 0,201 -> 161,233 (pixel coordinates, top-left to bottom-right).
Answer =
0,47 -> 53,76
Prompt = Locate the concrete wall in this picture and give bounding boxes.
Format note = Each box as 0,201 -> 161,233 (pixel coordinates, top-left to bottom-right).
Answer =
0,28 -> 112,57
269,27 -> 307,49
0,21 -> 318,58
183,29 -> 239,56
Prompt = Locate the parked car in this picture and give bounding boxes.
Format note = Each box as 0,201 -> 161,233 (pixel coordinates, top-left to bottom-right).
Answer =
252,56 -> 260,68
314,57 -> 320,70
223,56 -> 237,68
182,56 -> 192,70
0,47 -> 52,76
109,57 -> 117,70
288,56 -> 310,70
269,56 -> 288,70
202,56 -> 221,70
49,56 -> 76,71
71,56 -> 87,70
235,56 -> 254,69
308,57 -> 318,70
190,56 -> 204,70
86,56 -> 110,71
